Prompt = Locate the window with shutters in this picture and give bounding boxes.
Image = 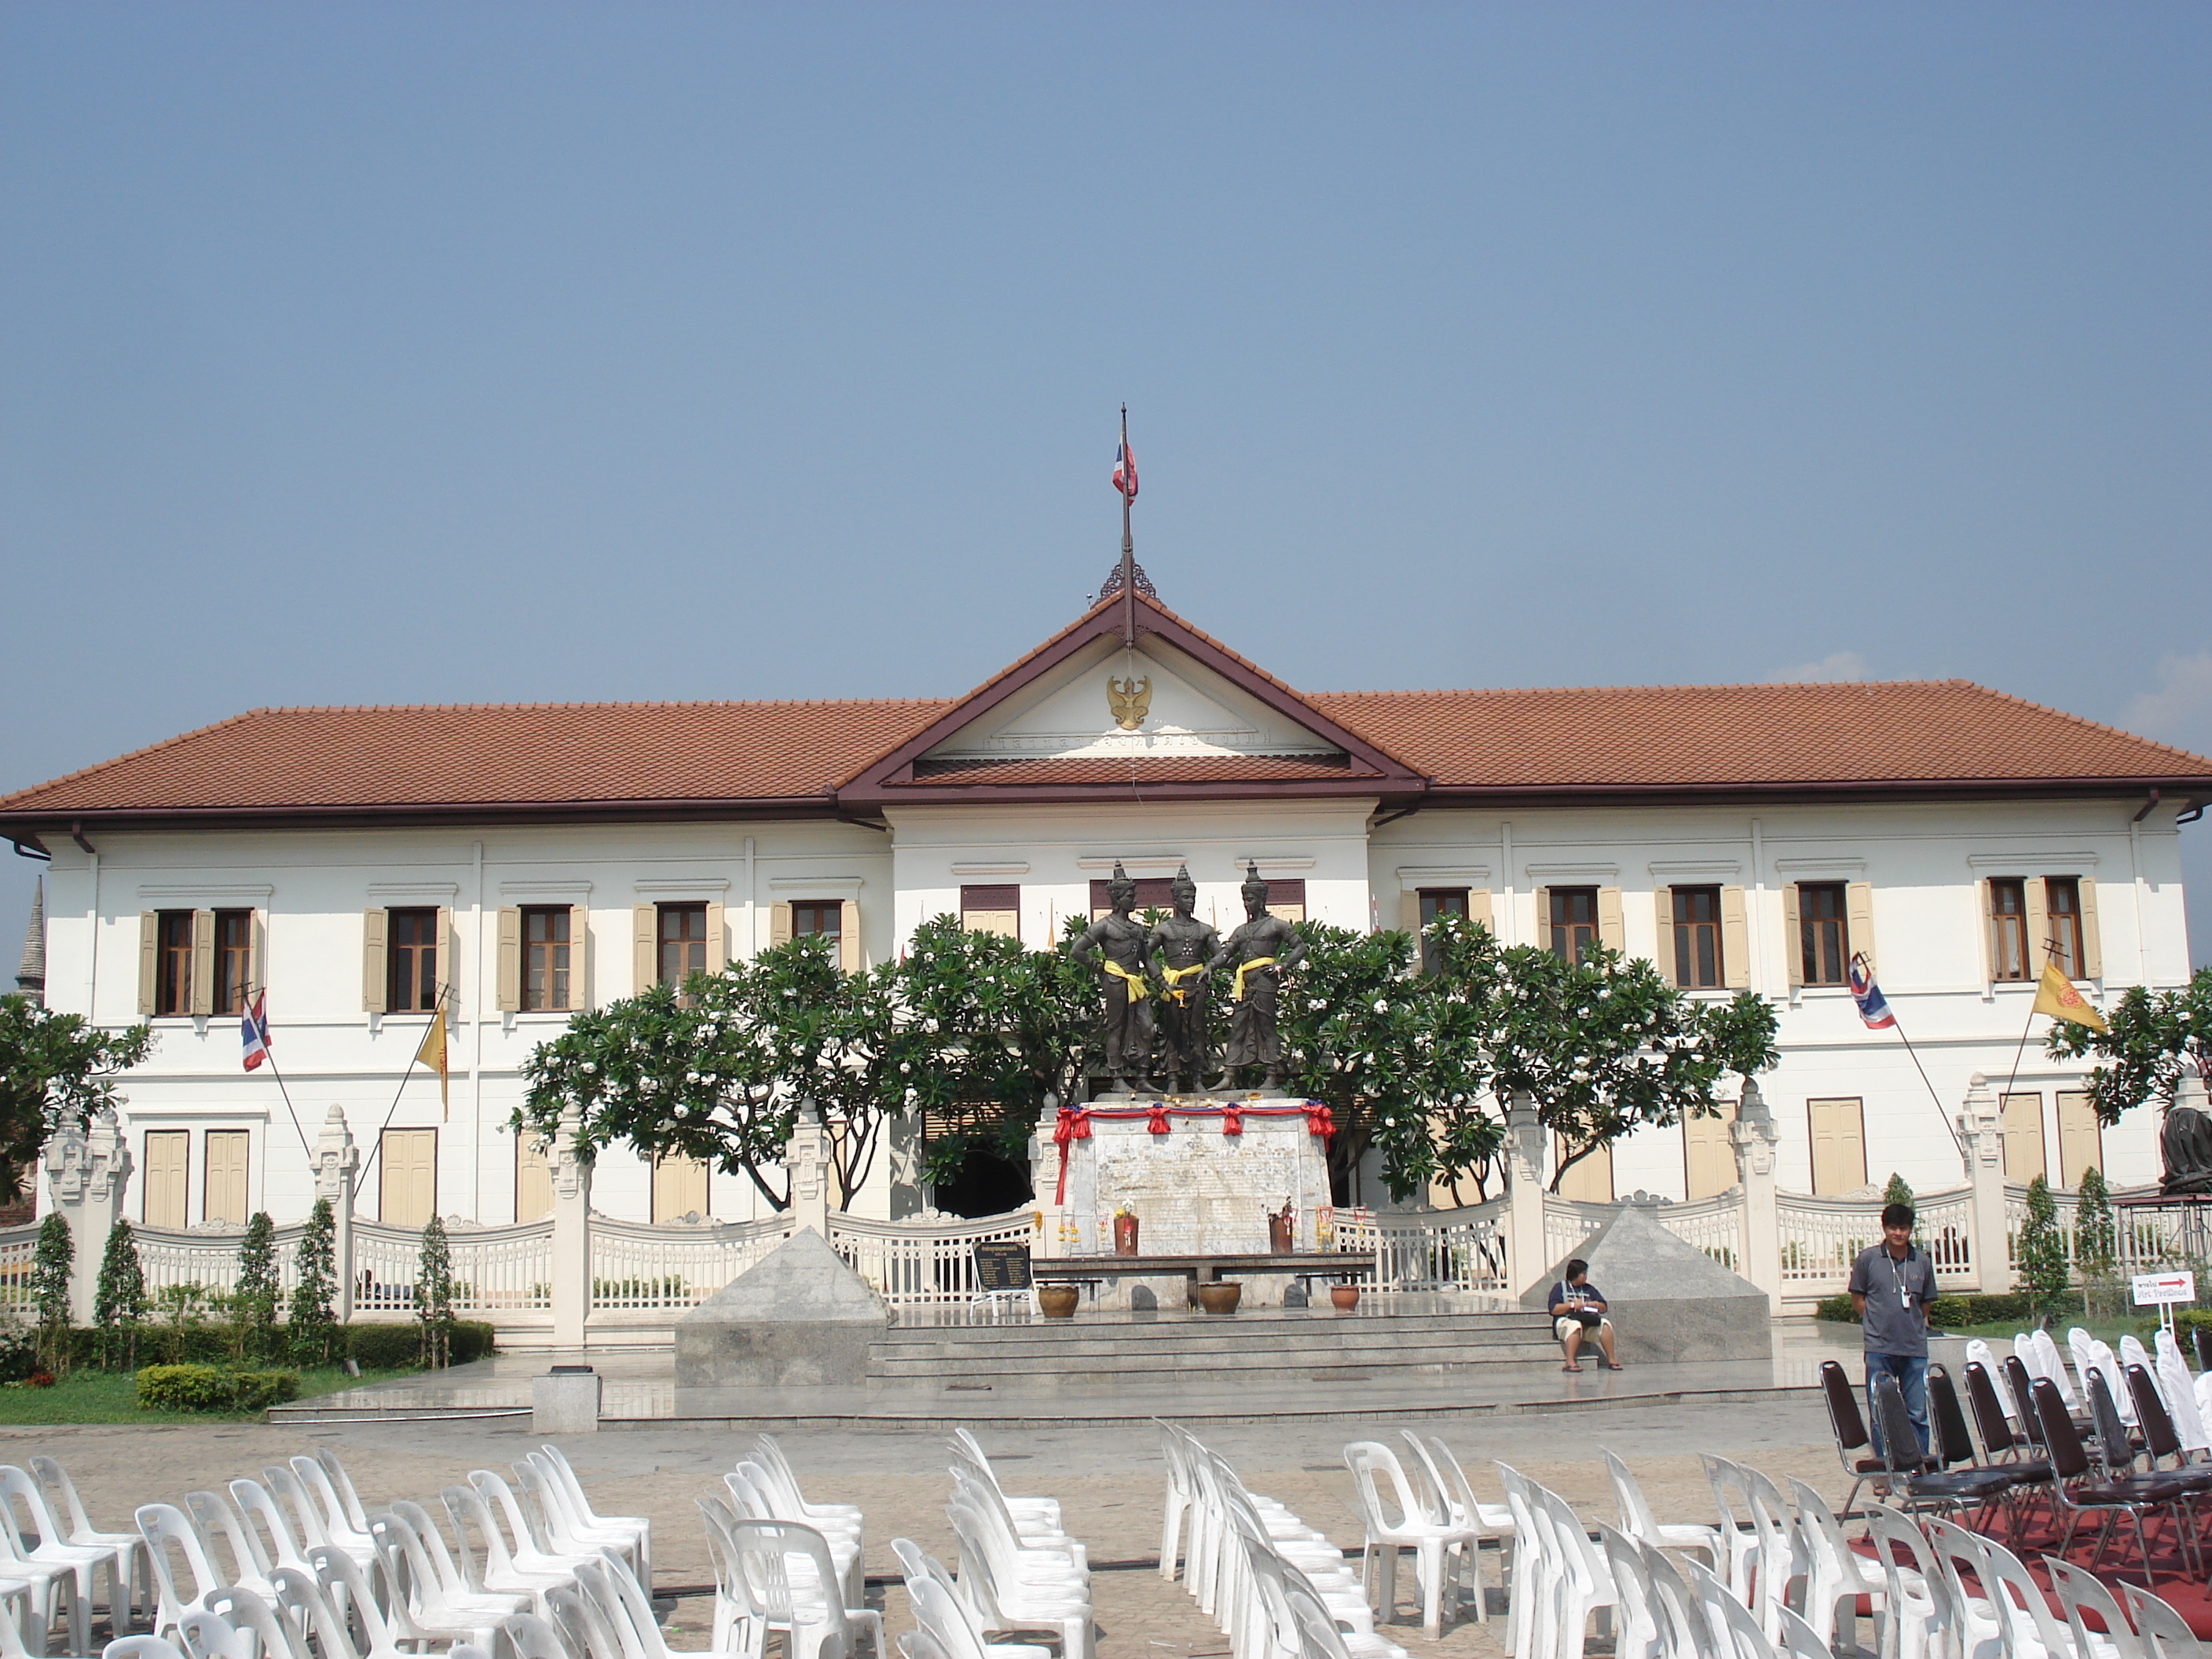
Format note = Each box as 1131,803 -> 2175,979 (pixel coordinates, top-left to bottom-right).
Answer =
1552,1135 -> 1614,1203
379,1128 -> 438,1227
386,908 -> 441,1012
2056,1091 -> 2103,1188
961,885 -> 1021,941
1416,889 -> 1469,975
1090,877 -> 1174,919
657,903 -> 709,985
652,1153 -> 711,1222
2046,878 -> 2086,980
522,906 -> 572,1011
203,1130 -> 249,1225
1796,884 -> 1849,987
515,1134 -> 552,1222
1807,1097 -> 1867,1195
1683,1107 -> 1737,1201
155,910 -> 194,1016
2001,1092 -> 2047,1182
1547,888 -> 1600,962
1989,878 -> 2031,981
143,1131 -> 189,1229
1262,879 -> 1306,924
790,901 -> 842,947
213,910 -> 253,1015
1670,887 -> 1724,989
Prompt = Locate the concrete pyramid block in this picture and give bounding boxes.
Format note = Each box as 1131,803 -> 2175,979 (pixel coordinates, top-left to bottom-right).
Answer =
1518,1200 -> 1772,1363
676,1227 -> 891,1387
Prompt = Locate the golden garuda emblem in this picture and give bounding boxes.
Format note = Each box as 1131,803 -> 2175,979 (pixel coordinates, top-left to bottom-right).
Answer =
1107,676 -> 1152,731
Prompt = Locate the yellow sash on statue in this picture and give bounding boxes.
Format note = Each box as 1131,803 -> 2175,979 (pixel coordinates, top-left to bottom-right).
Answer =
1101,960 -> 1149,1003
1159,963 -> 1206,1005
1232,955 -> 1278,1002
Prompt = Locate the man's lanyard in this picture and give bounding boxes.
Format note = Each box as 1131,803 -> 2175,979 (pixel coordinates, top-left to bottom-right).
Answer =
1888,1247 -> 1917,1308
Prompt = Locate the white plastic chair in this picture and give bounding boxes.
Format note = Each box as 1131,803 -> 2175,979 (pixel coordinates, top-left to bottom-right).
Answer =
730,1468 -> 862,1610
1862,1506 -> 1953,1659
537,1450 -> 650,1584
201,1584 -> 305,1659
1532,1484 -> 1619,1659
891,1537 -> 1060,1659
949,1435 -> 1060,1530
1590,1525 -> 1665,1659
394,1499 -> 528,1621
103,1639 -> 188,1659
1341,1443 -> 1474,1640
136,1504 -> 219,1642
1785,1478 -> 1885,1652
1153,1424 -> 1194,1584
441,1485 -> 572,1606
1600,1451 -> 1718,1574
470,1472 -> 598,1580
307,1544 -> 412,1659
368,1509 -> 515,1647
908,1575 -> 1041,1659
0,1463 -> 110,1654
574,1555 -> 685,1659
1692,1455 -> 1760,1608
310,1452 -> 374,1540
546,1584 -> 629,1659
226,1481 -> 311,1584
2118,1581 -> 2208,1658
1674,1556 -> 1767,1659
497,1611 -> 575,1659
286,1460 -> 375,1568
697,1498 -> 760,1657
181,1492 -> 277,1605
2042,1555 -> 2144,1659
31,1457 -> 148,1638
727,1519 -> 883,1659
266,1566 -> 355,1659
517,1463 -> 640,1578
944,1502 -> 1090,1659
1232,1531 -> 1401,1659
175,1606 -> 251,1659
1395,1435 -> 1506,1622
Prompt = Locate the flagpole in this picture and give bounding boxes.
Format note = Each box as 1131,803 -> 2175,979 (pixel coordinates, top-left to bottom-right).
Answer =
354,983 -> 448,1206
248,1002 -> 317,1163
2001,938 -> 2066,1101
1854,953 -> 1963,1158
1118,405 -> 1136,650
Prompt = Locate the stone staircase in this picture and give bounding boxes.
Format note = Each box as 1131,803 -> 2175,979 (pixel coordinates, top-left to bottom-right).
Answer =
866,1304 -> 1559,1394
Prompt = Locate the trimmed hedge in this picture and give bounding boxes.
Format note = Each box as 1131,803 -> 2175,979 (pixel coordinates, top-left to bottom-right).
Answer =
340,1321 -> 495,1370
1814,1291 -> 2035,1328
135,1364 -> 299,1413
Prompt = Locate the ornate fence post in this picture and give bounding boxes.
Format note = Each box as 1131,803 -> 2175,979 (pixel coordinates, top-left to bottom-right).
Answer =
1503,1091 -> 1548,1293
42,1105 -> 131,1324
1957,1071 -> 2012,1294
1729,1081 -> 1783,1316
313,1106 -> 360,1320
786,1103 -> 831,1240
550,1104 -> 593,1347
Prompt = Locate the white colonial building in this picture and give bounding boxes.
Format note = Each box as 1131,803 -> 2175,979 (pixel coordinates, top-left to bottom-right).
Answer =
5,578 -> 2207,1240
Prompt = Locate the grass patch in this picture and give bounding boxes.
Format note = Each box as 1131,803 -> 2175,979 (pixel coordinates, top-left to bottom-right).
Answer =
0,1367 -> 407,1425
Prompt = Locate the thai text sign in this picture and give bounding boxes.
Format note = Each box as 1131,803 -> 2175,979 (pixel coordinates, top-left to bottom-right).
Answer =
2132,1270 -> 2196,1306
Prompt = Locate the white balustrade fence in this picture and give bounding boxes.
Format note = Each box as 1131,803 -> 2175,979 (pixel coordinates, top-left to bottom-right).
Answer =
1543,1196 -> 1609,1268
1331,1200 -> 1510,1292
590,1214 -> 793,1312
135,1224 -> 303,1310
1778,1186 -> 1978,1293
1649,1190 -> 1745,1271
2004,1182 -> 2208,1276
829,1208 -> 1040,1304
0,1224 -> 36,1317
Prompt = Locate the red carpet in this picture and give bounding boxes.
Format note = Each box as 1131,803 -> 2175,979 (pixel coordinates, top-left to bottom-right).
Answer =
1851,1490 -> 2212,1637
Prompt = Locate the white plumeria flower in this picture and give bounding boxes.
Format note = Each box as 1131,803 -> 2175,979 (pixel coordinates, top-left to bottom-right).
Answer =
1374,999 -> 1389,1015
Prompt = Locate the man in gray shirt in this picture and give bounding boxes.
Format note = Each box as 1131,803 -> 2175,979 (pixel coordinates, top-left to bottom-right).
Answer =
1848,1201 -> 1938,1455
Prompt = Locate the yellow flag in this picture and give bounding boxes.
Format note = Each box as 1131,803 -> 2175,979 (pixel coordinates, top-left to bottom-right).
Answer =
2033,962 -> 2108,1032
413,1005 -> 450,1115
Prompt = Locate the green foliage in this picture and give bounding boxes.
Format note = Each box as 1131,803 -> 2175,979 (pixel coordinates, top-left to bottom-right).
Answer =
1883,1172 -> 1915,1210
0,1320 -> 40,1380
232,1213 -> 280,1363
416,1215 -> 455,1370
0,999 -> 153,1203
287,1199 -> 339,1366
2018,1175 -> 2074,1315
342,1319 -> 493,1371
1703,990 -> 1781,1086
92,1219 -> 148,1371
1818,1288 -> 2038,1328
2045,965 -> 2212,1124
31,1213 -> 71,1376
134,1364 -> 298,1413
2075,1166 -> 2116,1275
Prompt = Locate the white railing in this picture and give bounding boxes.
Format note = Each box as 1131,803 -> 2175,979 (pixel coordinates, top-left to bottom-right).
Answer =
1649,1190 -> 1746,1272
353,1221 -> 423,1316
135,1224 -> 305,1309
1778,1186 -> 1977,1292
1544,1196 -> 1610,1268
0,1224 -> 36,1317
1331,1200 -> 1510,1292
2005,1183 -> 2205,1278
589,1214 -> 794,1312
829,1209 -> 1041,1306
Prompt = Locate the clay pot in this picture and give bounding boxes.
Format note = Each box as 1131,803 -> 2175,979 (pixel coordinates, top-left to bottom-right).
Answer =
1197,1281 -> 1243,1316
1329,1284 -> 1361,1313
1037,1284 -> 1080,1320
1113,1214 -> 1141,1257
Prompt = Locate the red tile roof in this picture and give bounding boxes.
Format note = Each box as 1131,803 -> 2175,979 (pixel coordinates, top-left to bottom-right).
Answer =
907,754 -> 1379,787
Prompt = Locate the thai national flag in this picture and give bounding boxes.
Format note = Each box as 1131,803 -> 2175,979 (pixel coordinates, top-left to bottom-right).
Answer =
241,991 -> 272,1071
1112,436 -> 1137,501
1848,956 -> 1896,1031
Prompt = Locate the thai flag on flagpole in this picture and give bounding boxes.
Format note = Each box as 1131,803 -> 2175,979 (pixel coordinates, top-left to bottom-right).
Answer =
1848,955 -> 1897,1031
1112,435 -> 1137,500
241,991 -> 272,1071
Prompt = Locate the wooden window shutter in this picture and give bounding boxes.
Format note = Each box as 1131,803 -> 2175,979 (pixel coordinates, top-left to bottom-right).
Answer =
1845,882 -> 1875,976
1977,878 -> 1996,986
1651,890 -> 1677,984
137,913 -> 159,1016
435,906 -> 454,1011
1399,892 -> 1422,937
770,903 -> 793,949
189,910 -> 216,1016
2024,878 -> 2050,978
250,910 -> 267,1000
1529,887 -> 1549,950
2078,877 -> 2103,979
705,901 -> 727,972
496,907 -> 522,1012
362,910 -> 388,1014
1596,888 -> 1624,954
1782,886 -> 1803,989
1467,888 -> 1493,934
838,900 -> 860,972
1719,886 -> 1749,990
632,906 -> 657,992
569,905 -> 590,1009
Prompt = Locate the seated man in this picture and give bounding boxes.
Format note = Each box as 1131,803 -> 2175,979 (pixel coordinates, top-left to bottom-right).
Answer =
1547,1258 -> 1622,1372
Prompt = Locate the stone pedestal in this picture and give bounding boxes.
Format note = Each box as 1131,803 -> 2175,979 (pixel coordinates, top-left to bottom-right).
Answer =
1035,1099 -> 1330,1258
533,1368 -> 601,1434
1730,1080 -> 1783,1316
1519,1202 -> 1772,1364
676,1229 -> 890,1389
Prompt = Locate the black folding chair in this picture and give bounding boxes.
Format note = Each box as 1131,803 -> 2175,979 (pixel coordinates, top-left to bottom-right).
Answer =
2033,1374 -> 2198,1580
1869,1372 -> 2020,1525
1820,1359 -> 1932,1518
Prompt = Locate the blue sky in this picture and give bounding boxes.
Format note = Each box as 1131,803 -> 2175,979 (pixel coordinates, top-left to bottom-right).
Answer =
3,3 -> 2208,965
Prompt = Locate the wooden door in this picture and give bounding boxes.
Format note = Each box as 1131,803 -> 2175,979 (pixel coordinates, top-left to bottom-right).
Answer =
1553,1135 -> 1614,1203
2000,1093 -> 2047,1183
515,1134 -> 552,1223
652,1154 -> 710,1223
143,1131 -> 189,1229
1807,1098 -> 1868,1196
380,1129 -> 438,1228
203,1130 -> 250,1225
2056,1092 -> 2104,1188
1683,1107 -> 1738,1201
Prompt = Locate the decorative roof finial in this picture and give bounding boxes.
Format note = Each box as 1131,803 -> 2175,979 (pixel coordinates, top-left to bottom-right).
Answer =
13,877 -> 43,1007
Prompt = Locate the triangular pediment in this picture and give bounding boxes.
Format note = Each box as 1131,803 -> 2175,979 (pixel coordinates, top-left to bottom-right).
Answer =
837,592 -> 1426,805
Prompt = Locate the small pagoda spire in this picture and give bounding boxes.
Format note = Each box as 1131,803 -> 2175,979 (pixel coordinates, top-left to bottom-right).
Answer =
14,877 -> 45,1006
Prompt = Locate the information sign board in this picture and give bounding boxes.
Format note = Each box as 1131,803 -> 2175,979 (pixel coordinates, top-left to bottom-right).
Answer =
2133,1270 -> 2197,1307
973,1242 -> 1033,1292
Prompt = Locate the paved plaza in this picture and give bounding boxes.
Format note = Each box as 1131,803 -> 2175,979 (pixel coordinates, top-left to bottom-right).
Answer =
5,1390 -> 1858,1659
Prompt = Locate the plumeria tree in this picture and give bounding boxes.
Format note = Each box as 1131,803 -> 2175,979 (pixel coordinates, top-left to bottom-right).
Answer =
0,998 -> 152,1202
1484,942 -> 1723,1192
2045,965 -> 2212,1123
